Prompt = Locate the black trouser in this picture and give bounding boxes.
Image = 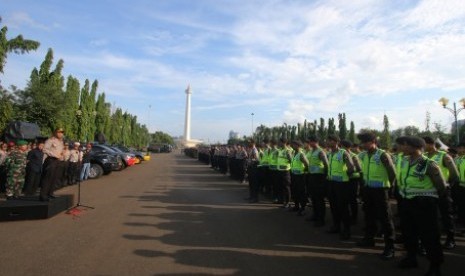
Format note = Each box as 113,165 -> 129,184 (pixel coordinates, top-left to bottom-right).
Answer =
277,170 -> 291,204
308,174 -> 327,223
40,157 -> 60,200
68,162 -> 80,185
328,180 -> 351,231
24,167 -> 41,196
257,166 -> 269,194
237,159 -> 247,182
349,178 -> 360,221
248,162 -> 259,200
270,169 -> 279,201
399,197 -> 443,266
438,187 -> 455,238
291,173 -> 307,209
0,165 -> 7,193
361,187 -> 395,245
454,185 -> 465,225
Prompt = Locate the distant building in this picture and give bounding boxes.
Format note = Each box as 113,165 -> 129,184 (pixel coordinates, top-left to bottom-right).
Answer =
229,130 -> 240,139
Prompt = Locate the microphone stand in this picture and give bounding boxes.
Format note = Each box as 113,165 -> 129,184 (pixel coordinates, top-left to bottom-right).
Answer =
67,147 -> 94,212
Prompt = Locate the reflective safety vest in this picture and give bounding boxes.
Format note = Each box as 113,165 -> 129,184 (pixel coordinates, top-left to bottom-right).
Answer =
291,150 -> 306,174
277,148 -> 291,171
399,155 -> 438,199
328,149 -> 349,182
359,149 -> 390,188
258,148 -> 269,167
307,147 -> 325,174
268,148 -> 279,170
455,156 -> 465,188
430,151 -> 450,182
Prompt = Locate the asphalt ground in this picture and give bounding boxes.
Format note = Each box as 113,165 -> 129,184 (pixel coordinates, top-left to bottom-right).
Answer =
0,152 -> 464,276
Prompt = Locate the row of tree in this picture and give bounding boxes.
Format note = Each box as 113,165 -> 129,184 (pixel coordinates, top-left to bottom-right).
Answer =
229,112 -> 459,150
1,18 -> 154,148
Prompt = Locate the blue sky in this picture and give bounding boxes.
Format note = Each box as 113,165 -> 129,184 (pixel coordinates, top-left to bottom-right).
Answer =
2,0 -> 465,143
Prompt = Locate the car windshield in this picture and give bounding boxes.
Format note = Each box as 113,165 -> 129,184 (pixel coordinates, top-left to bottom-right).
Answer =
93,144 -> 117,153
111,147 -> 123,153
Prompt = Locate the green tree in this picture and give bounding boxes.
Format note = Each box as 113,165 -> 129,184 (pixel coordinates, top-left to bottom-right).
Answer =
0,86 -> 13,130
379,114 -> 391,149
0,17 -> 40,74
328,118 -> 336,136
150,131 -> 174,145
338,113 -> 347,140
348,121 -> 355,143
24,48 -> 65,134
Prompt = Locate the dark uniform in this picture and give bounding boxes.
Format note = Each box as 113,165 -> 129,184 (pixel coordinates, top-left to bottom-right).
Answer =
398,137 -> 446,276
326,135 -> 355,240
305,138 -> 329,227
356,133 -> 397,259
290,141 -> 309,215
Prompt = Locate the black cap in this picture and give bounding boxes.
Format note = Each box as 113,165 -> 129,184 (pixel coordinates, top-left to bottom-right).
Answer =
357,132 -> 377,143
422,136 -> 435,145
327,134 -> 340,142
340,139 -> 353,148
292,140 -> 303,147
307,135 -> 319,143
395,136 -> 408,145
405,136 -> 425,149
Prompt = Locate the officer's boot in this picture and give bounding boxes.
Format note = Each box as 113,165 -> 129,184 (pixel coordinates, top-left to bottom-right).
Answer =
443,232 -> 456,249
380,240 -> 395,260
425,263 -> 442,276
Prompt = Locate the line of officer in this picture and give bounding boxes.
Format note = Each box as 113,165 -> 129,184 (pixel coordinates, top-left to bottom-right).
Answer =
326,135 -> 355,240
454,143 -> 465,233
340,140 -> 363,225
305,136 -> 329,227
290,140 -> 309,215
423,136 -> 459,249
397,136 -> 446,276
356,132 -> 397,260
247,140 -> 260,203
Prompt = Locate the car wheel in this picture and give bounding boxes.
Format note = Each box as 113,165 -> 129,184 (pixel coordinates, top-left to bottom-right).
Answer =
137,156 -> 144,163
88,164 -> 103,179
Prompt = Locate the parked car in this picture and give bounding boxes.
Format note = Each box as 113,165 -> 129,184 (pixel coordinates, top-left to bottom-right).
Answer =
91,144 -> 124,171
88,151 -> 121,179
110,146 -> 136,168
113,145 -> 146,163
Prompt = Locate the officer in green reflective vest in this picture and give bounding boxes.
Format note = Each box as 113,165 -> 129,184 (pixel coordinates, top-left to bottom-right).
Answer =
356,132 -> 397,260
290,140 -> 309,215
305,136 -> 329,227
340,140 -> 362,225
454,143 -> 465,235
423,136 -> 459,249
326,135 -> 355,240
277,138 -> 293,208
268,139 -> 280,203
397,137 -> 446,276
258,138 -> 272,196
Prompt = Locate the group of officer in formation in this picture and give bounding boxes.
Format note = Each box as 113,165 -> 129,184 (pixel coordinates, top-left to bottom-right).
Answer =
196,132 -> 465,276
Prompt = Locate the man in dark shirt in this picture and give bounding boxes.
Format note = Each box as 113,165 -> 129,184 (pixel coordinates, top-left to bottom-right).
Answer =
24,140 -> 44,196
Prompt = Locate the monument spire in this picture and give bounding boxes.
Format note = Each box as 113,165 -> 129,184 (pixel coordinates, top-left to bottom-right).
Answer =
184,84 -> 192,142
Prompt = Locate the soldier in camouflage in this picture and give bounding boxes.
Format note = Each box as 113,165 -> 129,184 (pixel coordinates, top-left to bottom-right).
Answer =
5,140 -> 28,200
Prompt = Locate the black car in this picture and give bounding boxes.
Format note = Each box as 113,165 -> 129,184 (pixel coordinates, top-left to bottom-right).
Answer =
90,144 -> 124,172
113,145 -> 145,163
88,151 -> 121,179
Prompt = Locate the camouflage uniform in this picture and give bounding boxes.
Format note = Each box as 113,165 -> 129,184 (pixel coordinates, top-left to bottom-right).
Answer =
5,149 -> 28,197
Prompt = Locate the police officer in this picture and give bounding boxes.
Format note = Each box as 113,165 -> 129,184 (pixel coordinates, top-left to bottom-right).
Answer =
40,128 -> 65,201
356,132 -> 397,260
455,143 -> 465,234
326,135 -> 355,240
397,137 -> 446,276
247,140 -> 260,203
340,139 -> 362,225
305,136 -> 329,226
276,138 -> 293,208
290,140 -> 309,215
423,136 -> 459,249
4,140 -> 28,200
24,139 -> 45,195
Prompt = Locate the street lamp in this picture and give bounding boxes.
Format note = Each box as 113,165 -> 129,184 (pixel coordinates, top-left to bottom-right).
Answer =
439,97 -> 465,145
251,112 -> 254,138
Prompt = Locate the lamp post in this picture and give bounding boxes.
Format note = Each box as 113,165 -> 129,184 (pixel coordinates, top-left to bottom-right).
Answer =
439,97 -> 465,145
251,113 -> 255,138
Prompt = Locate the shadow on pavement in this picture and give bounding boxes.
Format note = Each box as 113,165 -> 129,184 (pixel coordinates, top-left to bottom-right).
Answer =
122,154 -> 465,276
